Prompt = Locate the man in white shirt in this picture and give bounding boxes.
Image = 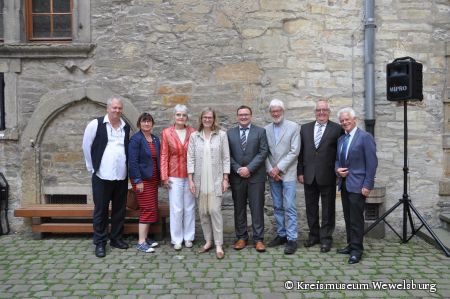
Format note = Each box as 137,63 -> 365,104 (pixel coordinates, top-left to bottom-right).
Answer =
82,96 -> 131,258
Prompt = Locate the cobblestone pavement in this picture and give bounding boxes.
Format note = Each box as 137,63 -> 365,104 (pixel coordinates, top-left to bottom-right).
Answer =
0,232 -> 449,299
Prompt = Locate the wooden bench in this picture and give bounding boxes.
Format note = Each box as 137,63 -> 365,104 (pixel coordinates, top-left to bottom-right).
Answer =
14,202 -> 169,238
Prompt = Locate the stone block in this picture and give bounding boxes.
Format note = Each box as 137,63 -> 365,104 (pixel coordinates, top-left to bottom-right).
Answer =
241,29 -> 266,38
214,62 -> 262,84
157,82 -> 193,94
307,3 -> 330,14
283,19 -> 319,35
439,180 -> 450,196
162,95 -> 189,106
215,11 -> 233,28
53,152 -> 83,163
260,0 -> 303,10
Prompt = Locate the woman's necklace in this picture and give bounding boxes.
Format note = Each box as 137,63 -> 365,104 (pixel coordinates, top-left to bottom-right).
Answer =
144,134 -> 153,142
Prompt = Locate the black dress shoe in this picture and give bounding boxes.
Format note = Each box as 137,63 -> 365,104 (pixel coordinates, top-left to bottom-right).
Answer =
110,239 -> 129,249
336,247 -> 351,254
95,243 -> 106,258
348,255 -> 361,264
320,244 -> 331,253
268,235 -> 287,247
303,239 -> 320,248
284,240 -> 298,255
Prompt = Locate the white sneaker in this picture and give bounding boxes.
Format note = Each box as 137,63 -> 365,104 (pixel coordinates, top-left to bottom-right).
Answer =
136,243 -> 155,253
146,238 -> 159,248
185,241 -> 193,248
174,243 -> 182,251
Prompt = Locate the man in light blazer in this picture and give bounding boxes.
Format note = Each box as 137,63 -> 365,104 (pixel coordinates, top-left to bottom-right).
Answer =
335,107 -> 377,264
228,105 -> 269,252
265,99 -> 301,254
297,99 -> 343,253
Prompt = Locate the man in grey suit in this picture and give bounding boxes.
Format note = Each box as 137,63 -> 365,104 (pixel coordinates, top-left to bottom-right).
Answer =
265,99 -> 301,254
227,105 -> 269,252
297,99 -> 343,253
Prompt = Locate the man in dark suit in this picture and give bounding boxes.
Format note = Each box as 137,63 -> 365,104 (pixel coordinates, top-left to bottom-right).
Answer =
335,107 -> 377,264
227,105 -> 269,252
297,99 -> 343,253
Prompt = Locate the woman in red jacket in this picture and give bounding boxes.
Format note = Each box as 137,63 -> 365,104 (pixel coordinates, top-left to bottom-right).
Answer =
160,105 -> 196,250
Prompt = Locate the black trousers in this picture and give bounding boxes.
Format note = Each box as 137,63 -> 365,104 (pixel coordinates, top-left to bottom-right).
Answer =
341,183 -> 366,256
304,178 -> 336,245
92,174 -> 128,245
231,180 -> 265,242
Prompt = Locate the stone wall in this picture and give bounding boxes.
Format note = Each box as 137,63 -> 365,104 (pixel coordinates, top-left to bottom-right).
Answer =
0,0 -> 449,233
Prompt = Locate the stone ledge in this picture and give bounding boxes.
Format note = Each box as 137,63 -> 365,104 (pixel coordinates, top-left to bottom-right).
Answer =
0,128 -> 19,141
0,43 -> 96,58
439,179 -> 450,196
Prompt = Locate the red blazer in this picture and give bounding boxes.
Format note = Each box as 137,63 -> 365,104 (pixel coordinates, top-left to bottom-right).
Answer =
160,125 -> 196,180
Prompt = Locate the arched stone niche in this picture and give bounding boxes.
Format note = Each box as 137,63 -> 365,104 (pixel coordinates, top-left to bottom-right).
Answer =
20,86 -> 140,205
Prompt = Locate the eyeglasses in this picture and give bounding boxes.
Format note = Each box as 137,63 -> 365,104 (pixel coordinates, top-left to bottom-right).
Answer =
175,113 -> 187,118
238,113 -> 251,117
315,109 -> 330,113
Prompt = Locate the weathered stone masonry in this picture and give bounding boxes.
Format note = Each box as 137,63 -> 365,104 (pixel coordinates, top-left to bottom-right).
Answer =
0,0 -> 449,233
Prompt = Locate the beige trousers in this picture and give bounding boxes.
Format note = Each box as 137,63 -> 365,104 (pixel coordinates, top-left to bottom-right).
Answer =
198,194 -> 223,246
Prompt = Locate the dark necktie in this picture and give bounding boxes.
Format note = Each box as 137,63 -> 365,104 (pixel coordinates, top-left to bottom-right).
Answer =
240,127 -> 248,150
340,134 -> 350,167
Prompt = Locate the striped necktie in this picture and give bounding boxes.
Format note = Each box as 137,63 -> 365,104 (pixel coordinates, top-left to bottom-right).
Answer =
240,127 -> 248,150
314,124 -> 324,149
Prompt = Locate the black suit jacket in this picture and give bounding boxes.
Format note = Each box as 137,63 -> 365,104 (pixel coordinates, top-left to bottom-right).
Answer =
297,120 -> 343,185
227,124 -> 268,184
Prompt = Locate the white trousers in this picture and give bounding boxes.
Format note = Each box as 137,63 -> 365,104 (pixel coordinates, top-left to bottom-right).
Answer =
168,177 -> 196,245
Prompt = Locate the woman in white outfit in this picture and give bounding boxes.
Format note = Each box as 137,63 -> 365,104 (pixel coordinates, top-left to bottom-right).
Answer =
187,107 -> 230,259
160,104 -> 197,250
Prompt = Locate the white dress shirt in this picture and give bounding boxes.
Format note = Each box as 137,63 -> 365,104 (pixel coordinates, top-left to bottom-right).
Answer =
82,114 -> 127,180
239,124 -> 251,140
314,121 -> 328,136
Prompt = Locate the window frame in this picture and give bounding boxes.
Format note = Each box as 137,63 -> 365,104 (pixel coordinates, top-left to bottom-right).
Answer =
25,0 -> 73,42
0,0 -> 4,42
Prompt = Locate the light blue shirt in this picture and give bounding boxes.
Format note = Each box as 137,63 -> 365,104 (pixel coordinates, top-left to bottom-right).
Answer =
342,126 -> 358,160
273,121 -> 282,144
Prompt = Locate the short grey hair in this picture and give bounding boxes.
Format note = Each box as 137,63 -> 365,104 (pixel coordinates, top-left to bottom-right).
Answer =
315,99 -> 330,110
173,104 -> 189,116
269,98 -> 285,111
106,96 -> 123,107
337,107 -> 356,119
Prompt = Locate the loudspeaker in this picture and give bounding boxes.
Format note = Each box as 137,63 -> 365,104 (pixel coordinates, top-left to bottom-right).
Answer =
386,57 -> 423,101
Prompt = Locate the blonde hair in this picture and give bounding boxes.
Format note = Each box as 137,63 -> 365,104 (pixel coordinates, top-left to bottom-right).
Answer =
198,107 -> 219,132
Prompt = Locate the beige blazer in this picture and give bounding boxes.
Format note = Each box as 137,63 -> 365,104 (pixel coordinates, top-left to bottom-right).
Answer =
265,119 -> 301,181
187,130 -> 230,198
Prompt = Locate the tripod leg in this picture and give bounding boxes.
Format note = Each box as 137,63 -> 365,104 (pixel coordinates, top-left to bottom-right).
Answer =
406,203 -> 420,236
408,202 -> 450,257
364,199 -> 403,235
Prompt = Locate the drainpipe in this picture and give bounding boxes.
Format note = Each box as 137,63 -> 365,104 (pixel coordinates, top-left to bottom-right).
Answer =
364,0 -> 376,136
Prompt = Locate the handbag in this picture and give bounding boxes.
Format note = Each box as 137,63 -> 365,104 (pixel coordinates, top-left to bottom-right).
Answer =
126,188 -> 139,210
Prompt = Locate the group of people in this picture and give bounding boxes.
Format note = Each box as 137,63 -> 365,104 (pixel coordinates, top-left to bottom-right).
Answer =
82,96 -> 377,265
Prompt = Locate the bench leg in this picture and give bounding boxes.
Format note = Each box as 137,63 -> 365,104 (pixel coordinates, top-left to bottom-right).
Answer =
31,218 -> 43,239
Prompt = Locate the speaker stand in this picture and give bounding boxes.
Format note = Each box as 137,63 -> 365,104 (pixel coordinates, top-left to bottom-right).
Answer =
364,101 -> 450,257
